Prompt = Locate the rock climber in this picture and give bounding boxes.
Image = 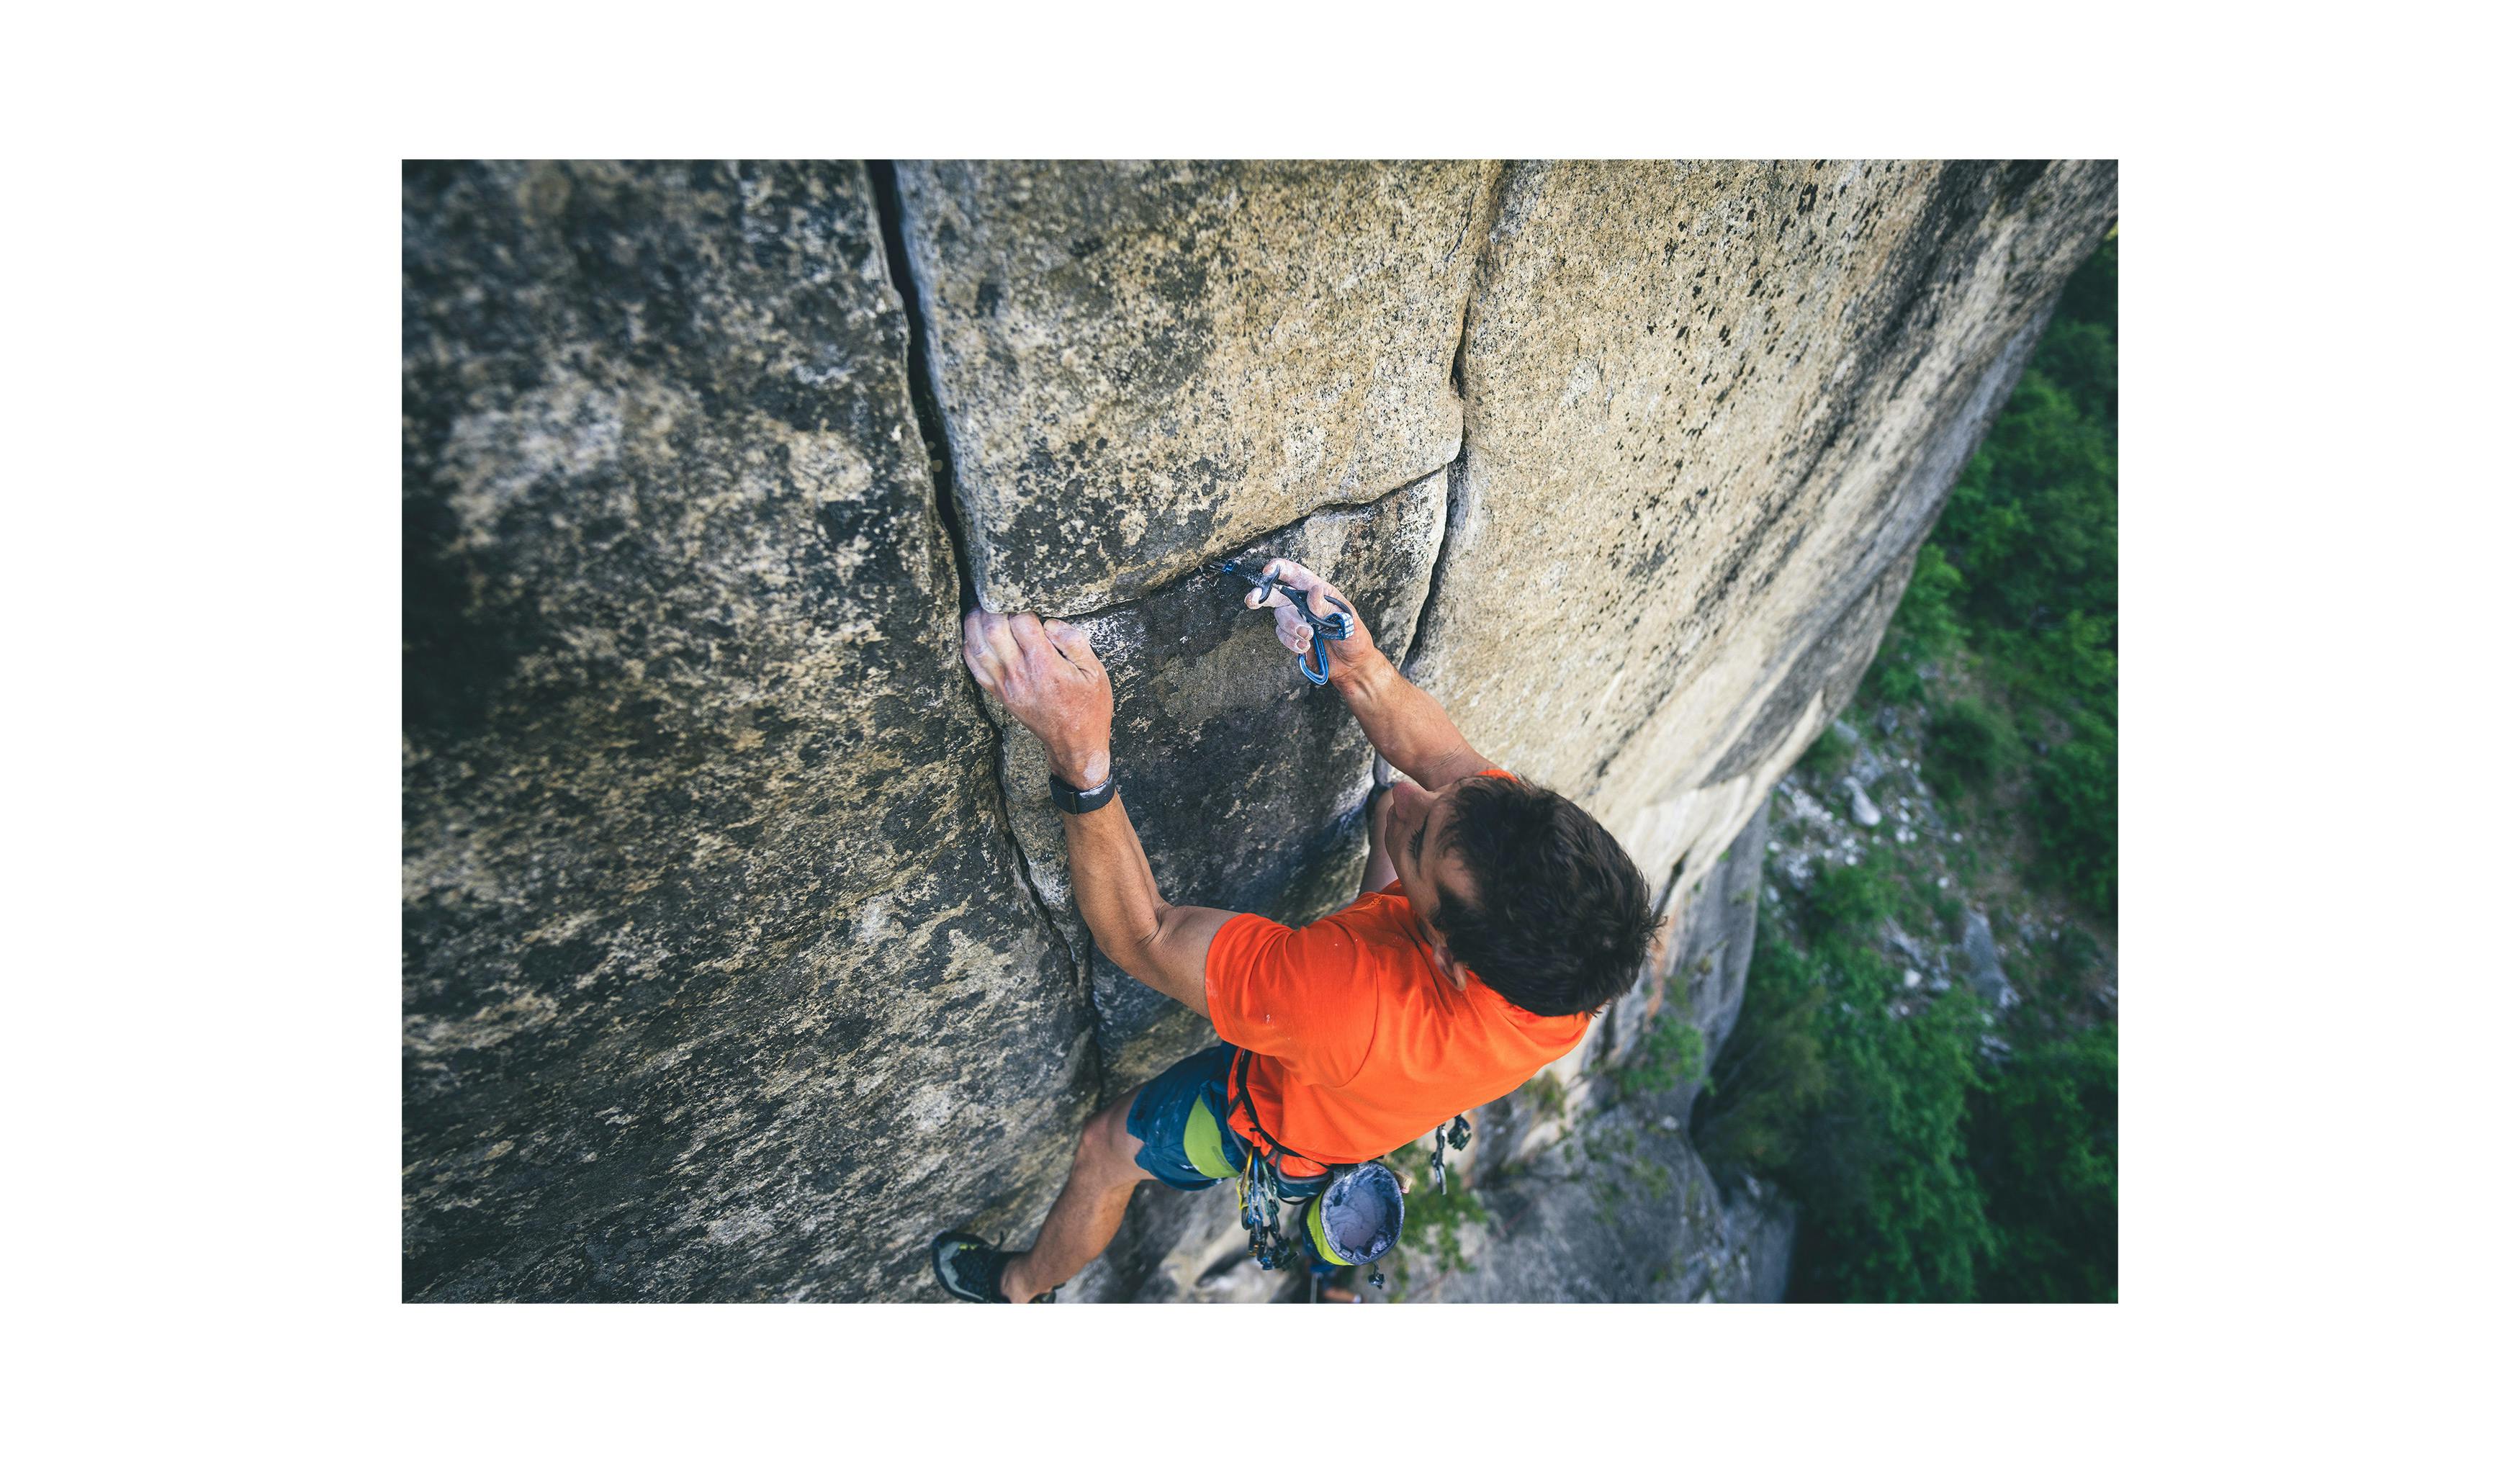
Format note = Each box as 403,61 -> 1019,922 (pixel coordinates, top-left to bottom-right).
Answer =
932,556 -> 1659,1302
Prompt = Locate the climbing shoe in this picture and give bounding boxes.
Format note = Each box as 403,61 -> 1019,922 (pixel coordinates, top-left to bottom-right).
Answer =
930,1231 -> 1055,1303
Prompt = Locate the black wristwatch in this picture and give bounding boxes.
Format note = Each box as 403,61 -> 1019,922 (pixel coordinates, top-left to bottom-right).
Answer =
1048,765 -> 1118,815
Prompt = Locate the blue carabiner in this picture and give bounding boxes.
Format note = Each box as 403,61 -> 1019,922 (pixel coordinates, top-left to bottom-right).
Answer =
1212,559 -> 1354,685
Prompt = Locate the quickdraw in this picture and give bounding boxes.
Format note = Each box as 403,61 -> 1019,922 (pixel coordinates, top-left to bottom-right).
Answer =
1427,1112 -> 1473,1196
1212,558 -> 1355,685
1228,1048 -> 1328,1274
1234,1149 -> 1301,1274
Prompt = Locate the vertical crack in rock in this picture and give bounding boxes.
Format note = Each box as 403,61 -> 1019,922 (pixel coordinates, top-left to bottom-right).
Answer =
1444,161 -> 1509,400
870,161 -> 1097,1027
1401,446 -> 1466,678
868,161 -> 979,618
984,467 -> 1450,1104
1404,171 -> 1504,682
894,161 -> 1494,617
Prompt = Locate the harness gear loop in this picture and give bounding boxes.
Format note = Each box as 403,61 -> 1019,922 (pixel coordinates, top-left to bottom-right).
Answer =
1213,558 -> 1355,685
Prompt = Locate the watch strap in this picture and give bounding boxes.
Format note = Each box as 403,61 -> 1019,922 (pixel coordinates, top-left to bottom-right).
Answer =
1048,767 -> 1118,814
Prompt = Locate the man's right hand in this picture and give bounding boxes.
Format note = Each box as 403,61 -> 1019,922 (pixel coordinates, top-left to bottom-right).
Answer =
1251,559 -> 1490,791
1242,557 -> 1383,692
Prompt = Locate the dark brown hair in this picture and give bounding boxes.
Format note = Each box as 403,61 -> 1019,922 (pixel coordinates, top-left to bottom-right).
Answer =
1431,775 -> 1659,1017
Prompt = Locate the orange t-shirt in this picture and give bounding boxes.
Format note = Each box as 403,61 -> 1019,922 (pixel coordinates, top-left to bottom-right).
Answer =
1203,775 -> 1588,1171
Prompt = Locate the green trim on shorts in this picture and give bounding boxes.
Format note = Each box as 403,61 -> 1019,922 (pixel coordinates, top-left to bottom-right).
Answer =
1182,1094 -> 1237,1179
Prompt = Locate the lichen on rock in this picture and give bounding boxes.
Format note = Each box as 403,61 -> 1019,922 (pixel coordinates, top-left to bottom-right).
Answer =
896,161 -> 1496,617
1410,160 -> 2118,893
402,162 -> 1094,1301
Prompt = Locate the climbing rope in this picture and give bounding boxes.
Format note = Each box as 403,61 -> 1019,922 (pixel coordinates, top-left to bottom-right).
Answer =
1213,558 -> 1354,685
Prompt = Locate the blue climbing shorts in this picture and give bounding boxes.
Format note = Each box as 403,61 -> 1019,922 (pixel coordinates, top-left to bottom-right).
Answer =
1125,1044 -> 1248,1191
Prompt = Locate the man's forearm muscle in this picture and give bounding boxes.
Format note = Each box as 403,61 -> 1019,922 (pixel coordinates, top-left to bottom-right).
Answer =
1057,792 -> 1215,1017
1336,650 -> 1490,790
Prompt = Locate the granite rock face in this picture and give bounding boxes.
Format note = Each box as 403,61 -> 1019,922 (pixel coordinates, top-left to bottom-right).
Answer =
403,158 -> 2114,1302
1410,160 -> 2118,891
984,470 -> 1449,1096
402,162 -> 1094,1301
896,161 -> 1496,616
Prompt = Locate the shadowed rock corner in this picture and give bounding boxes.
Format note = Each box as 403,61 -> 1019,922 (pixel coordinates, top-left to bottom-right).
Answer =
402,162 -> 1095,1302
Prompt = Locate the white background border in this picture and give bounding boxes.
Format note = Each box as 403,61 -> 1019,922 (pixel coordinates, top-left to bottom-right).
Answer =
6,3 -> 2504,1456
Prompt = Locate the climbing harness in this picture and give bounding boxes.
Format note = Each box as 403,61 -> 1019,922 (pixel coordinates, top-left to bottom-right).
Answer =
1227,1048 -> 1403,1288
1225,1050 -> 1470,1292
1212,558 -> 1355,686
1227,1048 -> 1337,1275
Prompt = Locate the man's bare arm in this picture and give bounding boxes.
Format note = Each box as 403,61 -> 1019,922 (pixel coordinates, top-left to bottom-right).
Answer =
1243,557 -> 1493,789
962,610 -> 1228,1015
1333,652 -> 1494,790
1055,787 -> 1233,1017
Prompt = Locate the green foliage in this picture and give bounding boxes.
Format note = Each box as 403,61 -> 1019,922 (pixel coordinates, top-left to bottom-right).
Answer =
1939,369 -> 2116,651
1925,697 -> 2024,800
1864,541 -> 1965,704
1972,1024 -> 2117,1301
2054,230 -> 2116,339
1699,872 -> 1997,1301
2038,922 -> 2105,991
1856,234 -> 2118,914
1387,1176 -> 1490,1295
1616,1014 -> 1707,1101
1910,863 -> 1964,940
2033,717 -> 2116,911
1706,235 -> 2120,1303
1799,722 -> 1857,783
1694,951 -> 1828,1176
1806,849 -> 1895,929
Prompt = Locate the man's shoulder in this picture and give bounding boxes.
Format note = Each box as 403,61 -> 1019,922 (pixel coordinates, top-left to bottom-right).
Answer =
1210,897 -> 1416,975
1319,888 -> 1430,956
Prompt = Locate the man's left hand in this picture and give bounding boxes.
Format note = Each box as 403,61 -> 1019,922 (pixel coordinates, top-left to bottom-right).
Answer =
962,610 -> 1113,786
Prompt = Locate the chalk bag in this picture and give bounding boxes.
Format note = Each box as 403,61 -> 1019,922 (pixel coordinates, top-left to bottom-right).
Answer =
1303,1161 -> 1407,1268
